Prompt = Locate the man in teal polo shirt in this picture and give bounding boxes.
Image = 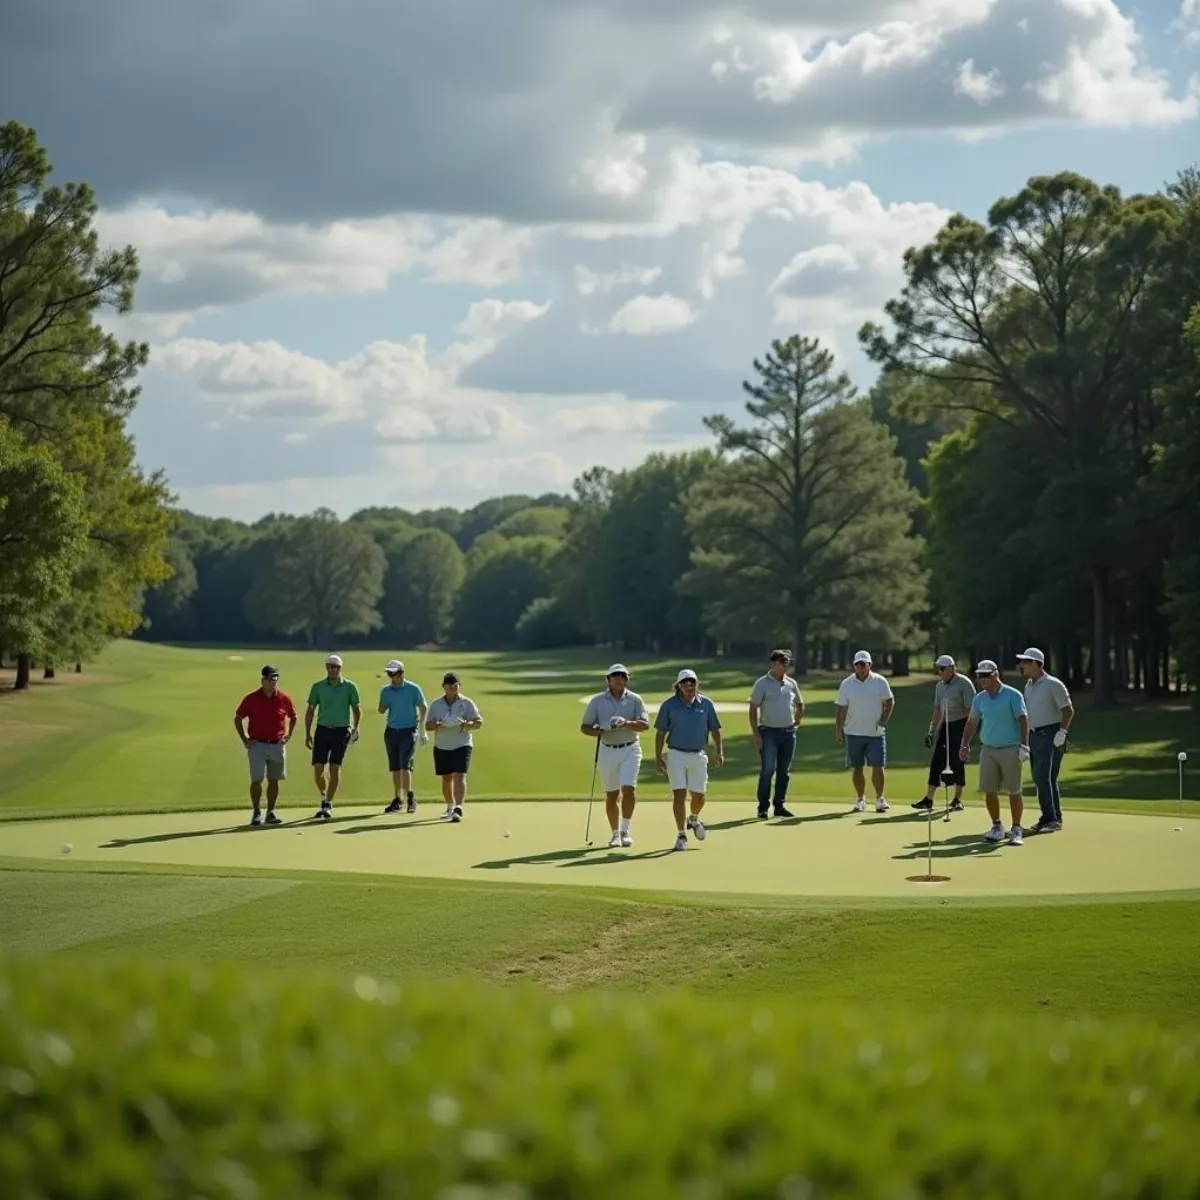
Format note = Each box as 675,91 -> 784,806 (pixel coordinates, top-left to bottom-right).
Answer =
304,654 -> 362,820
959,659 -> 1030,846
378,659 -> 428,815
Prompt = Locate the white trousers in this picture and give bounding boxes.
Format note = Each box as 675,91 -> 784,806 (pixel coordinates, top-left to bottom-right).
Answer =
667,748 -> 709,794
599,741 -> 642,792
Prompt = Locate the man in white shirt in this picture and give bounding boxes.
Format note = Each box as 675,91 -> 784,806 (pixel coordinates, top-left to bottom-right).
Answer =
834,649 -> 895,813
581,663 -> 650,849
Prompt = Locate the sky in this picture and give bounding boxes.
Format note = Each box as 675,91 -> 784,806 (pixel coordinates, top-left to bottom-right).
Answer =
3,0 -> 1198,521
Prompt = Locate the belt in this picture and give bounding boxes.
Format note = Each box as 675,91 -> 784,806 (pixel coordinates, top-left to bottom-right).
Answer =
1033,724 -> 1059,733
759,726 -> 796,731
669,747 -> 704,754
601,740 -> 637,749
388,727 -> 417,733
254,739 -> 283,745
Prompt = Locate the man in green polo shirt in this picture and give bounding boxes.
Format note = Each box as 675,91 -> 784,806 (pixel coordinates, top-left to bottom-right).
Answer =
304,654 -> 362,820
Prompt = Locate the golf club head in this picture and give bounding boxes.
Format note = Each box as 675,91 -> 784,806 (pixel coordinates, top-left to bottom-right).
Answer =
939,770 -> 957,786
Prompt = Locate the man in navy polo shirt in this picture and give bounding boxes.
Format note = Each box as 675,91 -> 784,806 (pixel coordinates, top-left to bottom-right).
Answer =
378,659 -> 428,814
234,665 -> 298,826
654,668 -> 724,851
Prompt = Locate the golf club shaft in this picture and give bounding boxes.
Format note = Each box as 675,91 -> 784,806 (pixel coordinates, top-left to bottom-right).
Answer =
584,737 -> 600,843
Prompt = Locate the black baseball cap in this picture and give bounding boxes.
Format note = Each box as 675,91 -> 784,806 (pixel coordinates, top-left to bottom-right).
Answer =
443,672 -> 460,685
261,665 -> 280,679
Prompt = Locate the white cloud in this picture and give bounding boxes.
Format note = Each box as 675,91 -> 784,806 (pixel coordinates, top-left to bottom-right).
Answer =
1178,0 -> 1200,46
552,396 -> 673,435
573,264 -> 663,295
954,58 -> 1005,103
422,220 -> 540,286
608,293 -> 698,335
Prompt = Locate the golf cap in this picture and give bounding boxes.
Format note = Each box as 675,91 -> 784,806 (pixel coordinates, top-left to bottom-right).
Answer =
1015,647 -> 1045,665
975,659 -> 999,676
934,654 -> 955,669
675,668 -> 698,684
853,650 -> 872,665
325,654 -> 343,667
385,659 -> 404,674
606,663 -> 630,677
261,665 -> 280,680
443,672 -> 460,685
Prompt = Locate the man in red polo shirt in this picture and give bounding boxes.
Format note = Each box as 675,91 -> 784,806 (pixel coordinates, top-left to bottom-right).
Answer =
234,665 -> 299,825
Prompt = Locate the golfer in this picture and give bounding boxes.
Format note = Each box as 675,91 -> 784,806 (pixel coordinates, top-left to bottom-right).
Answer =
913,655 -> 974,813
304,654 -> 362,820
581,663 -> 649,848
960,659 -> 1029,845
425,672 -> 483,823
833,650 -> 894,813
234,665 -> 298,826
1016,647 -> 1075,834
748,649 -> 804,819
378,659 -> 428,814
654,668 -> 724,851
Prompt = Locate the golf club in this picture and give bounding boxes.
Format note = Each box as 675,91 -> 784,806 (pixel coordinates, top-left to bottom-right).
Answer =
584,736 -> 600,846
1179,750 -> 1188,823
941,696 -> 954,823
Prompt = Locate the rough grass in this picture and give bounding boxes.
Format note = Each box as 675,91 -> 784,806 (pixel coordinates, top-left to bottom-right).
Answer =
4,640 -> 1198,819
2,956 -> 1198,1198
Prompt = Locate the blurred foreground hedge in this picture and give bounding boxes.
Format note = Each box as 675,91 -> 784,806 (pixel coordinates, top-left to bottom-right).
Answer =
2,957 -> 1199,1198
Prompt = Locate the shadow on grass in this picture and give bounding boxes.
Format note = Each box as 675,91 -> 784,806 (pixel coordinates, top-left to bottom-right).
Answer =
558,847 -> 678,867
473,845 -> 609,870
100,811 -> 376,847
892,833 -> 1005,861
335,818 -> 446,835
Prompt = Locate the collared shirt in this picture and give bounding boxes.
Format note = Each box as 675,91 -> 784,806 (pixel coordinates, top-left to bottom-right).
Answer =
581,688 -> 648,745
934,673 -> 976,723
428,694 -> 482,750
306,677 -> 361,728
750,672 -> 803,728
970,684 -> 1027,748
834,671 -> 894,738
378,679 -> 427,730
1024,672 -> 1072,728
236,688 -> 297,741
654,693 -> 721,751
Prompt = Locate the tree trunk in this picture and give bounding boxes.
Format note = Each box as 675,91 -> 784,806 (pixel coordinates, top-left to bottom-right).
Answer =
14,653 -> 31,690
792,620 -> 810,676
892,650 -> 910,677
819,641 -> 833,671
43,665 -> 55,680
1091,567 -> 1114,706
75,662 -> 82,674
837,642 -> 849,671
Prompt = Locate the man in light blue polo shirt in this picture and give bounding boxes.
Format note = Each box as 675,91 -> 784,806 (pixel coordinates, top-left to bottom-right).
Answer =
654,668 -> 724,851
377,659 -> 428,815
960,659 -> 1030,846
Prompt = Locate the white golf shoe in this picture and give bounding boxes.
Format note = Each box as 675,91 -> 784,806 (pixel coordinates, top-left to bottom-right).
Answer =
984,823 -> 1006,842
1007,826 -> 1024,846
674,832 -> 688,851
686,814 -> 707,841
875,798 -> 890,813
620,831 -> 634,848
440,807 -> 454,822
853,798 -> 867,813
608,831 -> 622,848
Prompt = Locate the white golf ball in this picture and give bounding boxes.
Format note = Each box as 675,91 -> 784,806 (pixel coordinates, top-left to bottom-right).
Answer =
61,844 -> 72,855
503,830 -> 511,838
1178,751 -> 1188,762
1174,826 -> 1183,832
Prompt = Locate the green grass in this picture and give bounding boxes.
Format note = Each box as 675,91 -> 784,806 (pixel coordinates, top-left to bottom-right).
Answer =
4,639 -> 1198,819
3,956 -> 1200,1198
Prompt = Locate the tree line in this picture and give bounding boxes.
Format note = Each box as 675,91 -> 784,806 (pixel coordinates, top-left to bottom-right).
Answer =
3,120 -> 1198,703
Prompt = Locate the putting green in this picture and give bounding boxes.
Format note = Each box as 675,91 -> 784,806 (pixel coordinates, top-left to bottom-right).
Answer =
5,802 -> 1197,899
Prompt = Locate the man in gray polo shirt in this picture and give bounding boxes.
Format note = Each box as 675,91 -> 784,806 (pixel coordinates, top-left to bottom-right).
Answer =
581,663 -> 650,848
748,649 -> 804,819
913,655 -> 974,813
1016,647 -> 1074,834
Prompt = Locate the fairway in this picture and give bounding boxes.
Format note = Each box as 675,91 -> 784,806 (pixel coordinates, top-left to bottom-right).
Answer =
7,801 -> 1198,899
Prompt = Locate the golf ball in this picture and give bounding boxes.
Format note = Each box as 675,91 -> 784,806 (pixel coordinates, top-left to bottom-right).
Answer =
1178,751 -> 1188,762
61,844 -> 72,855
503,831 -> 511,838
1174,826 -> 1183,832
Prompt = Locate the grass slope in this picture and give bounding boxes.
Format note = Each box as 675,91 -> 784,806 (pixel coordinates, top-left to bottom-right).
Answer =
4,640 -> 1198,818
3,867 -> 1198,1025
2,957 -> 1199,1198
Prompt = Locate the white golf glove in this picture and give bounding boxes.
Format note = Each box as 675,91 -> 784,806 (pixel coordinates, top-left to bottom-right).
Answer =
1018,744 -> 1030,763
1053,729 -> 1067,748
418,730 -> 429,746
348,728 -> 360,745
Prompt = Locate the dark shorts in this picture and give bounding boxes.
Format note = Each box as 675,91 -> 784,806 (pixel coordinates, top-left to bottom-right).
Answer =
433,745 -> 472,776
928,718 -> 967,787
312,725 -> 350,767
385,727 -> 416,772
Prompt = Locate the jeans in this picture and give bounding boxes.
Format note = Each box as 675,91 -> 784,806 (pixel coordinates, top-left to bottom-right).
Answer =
757,727 -> 797,812
1030,725 -> 1065,824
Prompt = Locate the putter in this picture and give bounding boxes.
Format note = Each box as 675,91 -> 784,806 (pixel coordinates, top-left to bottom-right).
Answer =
584,737 -> 600,846
940,697 -> 955,823
1180,750 -> 1188,822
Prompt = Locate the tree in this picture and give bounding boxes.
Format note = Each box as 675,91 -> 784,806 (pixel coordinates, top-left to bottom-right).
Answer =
381,528 -> 466,645
514,596 -> 590,650
244,509 -> 386,648
860,172 -> 1178,702
0,423 -> 89,688
685,336 -> 926,674
452,536 -> 559,647
494,506 -> 570,539
140,535 -> 199,640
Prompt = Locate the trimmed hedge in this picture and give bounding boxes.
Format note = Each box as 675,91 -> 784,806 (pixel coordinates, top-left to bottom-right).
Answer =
2,958 -> 1199,1198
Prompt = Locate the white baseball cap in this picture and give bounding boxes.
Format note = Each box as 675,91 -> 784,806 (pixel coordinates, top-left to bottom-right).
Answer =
606,663 -> 630,677
325,654 -> 343,667
1015,647 -> 1045,665
853,650 -> 872,665
934,655 -> 955,669
975,659 -> 999,675
385,659 -> 404,674
675,668 -> 698,684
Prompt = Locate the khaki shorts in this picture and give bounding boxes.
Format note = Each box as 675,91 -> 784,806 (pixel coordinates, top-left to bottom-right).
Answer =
248,741 -> 286,782
978,745 -> 1021,796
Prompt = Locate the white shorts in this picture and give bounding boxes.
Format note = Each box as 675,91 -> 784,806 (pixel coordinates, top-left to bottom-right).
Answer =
667,748 -> 709,794
599,741 -> 642,792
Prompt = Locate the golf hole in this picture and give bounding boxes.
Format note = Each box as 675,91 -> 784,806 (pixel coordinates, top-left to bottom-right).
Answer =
906,874 -> 952,884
